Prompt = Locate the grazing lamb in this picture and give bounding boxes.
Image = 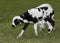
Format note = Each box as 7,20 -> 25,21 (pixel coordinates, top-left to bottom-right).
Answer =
12,3 -> 55,38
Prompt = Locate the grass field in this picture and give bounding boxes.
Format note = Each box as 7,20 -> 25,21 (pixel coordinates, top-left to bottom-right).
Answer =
0,0 -> 60,43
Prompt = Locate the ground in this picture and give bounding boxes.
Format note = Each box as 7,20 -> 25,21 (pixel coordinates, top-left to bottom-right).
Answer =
0,0 -> 60,43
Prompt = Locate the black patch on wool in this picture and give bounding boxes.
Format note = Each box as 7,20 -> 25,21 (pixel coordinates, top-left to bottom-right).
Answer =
50,10 -> 54,18
37,8 -> 41,11
20,11 -> 38,23
33,17 -> 38,23
40,7 -> 48,10
44,16 -> 55,27
38,17 -> 42,20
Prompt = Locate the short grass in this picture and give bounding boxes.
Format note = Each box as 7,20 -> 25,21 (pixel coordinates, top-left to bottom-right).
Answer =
0,0 -> 60,43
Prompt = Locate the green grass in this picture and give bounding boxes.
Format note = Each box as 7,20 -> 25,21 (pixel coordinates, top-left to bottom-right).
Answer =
0,0 -> 60,43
